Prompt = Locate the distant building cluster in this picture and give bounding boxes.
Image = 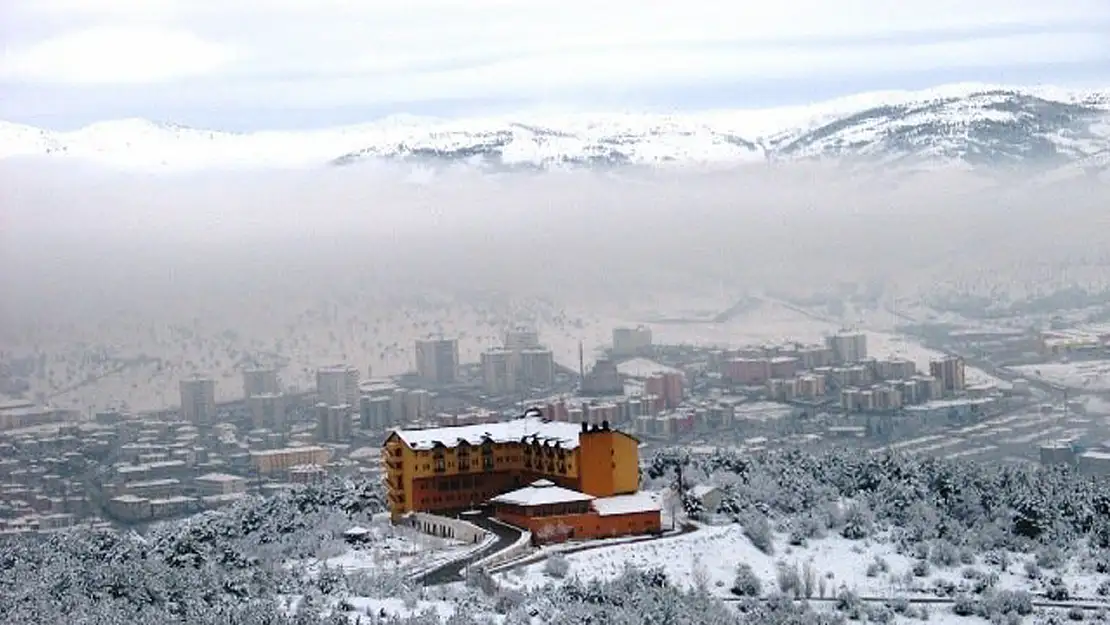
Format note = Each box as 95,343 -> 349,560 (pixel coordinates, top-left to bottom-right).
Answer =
479,327 -> 555,396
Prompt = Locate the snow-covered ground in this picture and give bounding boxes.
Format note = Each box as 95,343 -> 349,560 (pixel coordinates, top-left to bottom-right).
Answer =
1011,361 -> 1110,392
302,517 -> 477,579
496,524 -> 1107,601
864,332 -> 1003,388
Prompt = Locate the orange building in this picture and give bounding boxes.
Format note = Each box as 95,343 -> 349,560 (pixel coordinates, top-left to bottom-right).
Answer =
490,479 -> 662,544
382,410 -> 640,520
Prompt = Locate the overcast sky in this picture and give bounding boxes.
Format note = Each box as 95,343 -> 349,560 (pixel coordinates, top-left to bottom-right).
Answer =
2,0 -> 1109,130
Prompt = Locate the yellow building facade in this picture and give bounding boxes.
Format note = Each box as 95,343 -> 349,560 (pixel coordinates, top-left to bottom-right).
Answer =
382,414 -> 639,519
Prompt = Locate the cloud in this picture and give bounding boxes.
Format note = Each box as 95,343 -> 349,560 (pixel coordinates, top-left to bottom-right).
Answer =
0,0 -> 1107,120
0,26 -> 235,84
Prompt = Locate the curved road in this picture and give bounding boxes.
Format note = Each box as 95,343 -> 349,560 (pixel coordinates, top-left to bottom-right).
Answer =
416,514 -> 523,586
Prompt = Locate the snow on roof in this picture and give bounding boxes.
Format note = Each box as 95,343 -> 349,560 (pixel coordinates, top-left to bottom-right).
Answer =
616,358 -> 680,378
591,492 -> 662,517
690,484 -> 719,498
195,472 -> 245,483
490,480 -> 594,507
393,416 -> 583,451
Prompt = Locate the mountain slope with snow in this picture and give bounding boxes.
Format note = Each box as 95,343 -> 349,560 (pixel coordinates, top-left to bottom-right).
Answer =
1,84 -> 1108,176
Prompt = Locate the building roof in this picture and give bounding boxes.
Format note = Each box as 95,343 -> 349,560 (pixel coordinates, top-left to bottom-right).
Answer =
490,479 -> 595,507
591,492 -> 662,516
391,416 -> 584,451
195,472 -> 246,483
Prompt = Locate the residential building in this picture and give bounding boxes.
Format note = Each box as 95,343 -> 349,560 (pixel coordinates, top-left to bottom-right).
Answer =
250,446 -> 331,476
415,338 -> 459,385
504,327 -> 541,353
179,376 -> 216,426
242,367 -> 280,399
481,348 -> 515,395
826,332 -> 868,364
612,326 -> 653,356
247,393 -> 286,431
316,365 -> 360,407
929,356 -> 967,394
518,348 -> 555,390
194,473 -> 248,496
316,403 -> 353,442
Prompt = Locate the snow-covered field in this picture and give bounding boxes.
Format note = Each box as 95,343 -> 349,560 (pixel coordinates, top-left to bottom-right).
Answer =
318,523 -> 478,579
497,524 -> 1107,602
1011,361 -> 1110,392
864,332 -> 1003,388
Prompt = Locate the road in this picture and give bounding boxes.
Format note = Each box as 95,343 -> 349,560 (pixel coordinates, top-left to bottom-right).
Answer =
416,514 -> 523,586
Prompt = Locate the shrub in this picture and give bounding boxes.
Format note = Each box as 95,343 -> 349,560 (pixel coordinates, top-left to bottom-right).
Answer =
1024,560 -> 1042,580
1045,576 -> 1070,602
742,512 -> 775,555
835,586 -> 860,613
929,540 -> 961,568
984,590 -> 1034,616
887,597 -> 910,614
952,594 -> 978,616
841,502 -> 874,540
1069,606 -> 1087,621
776,562 -> 802,598
866,556 -> 889,578
1098,579 -> 1110,597
543,555 -> 570,579
912,560 -> 931,578
983,550 -> 1011,571
801,560 -> 817,599
731,563 -> 762,597
865,603 -> 895,624
1037,546 -> 1066,570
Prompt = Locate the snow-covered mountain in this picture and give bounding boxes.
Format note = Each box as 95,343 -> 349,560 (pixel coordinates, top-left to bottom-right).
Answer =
2,84 -> 1109,176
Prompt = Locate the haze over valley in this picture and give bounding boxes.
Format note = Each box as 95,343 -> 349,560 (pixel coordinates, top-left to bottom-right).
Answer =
4,2 -> 1110,620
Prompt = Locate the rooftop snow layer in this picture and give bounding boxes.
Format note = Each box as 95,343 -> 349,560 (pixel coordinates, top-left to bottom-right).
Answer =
490,479 -> 595,507
394,416 -> 583,451
591,492 -> 662,516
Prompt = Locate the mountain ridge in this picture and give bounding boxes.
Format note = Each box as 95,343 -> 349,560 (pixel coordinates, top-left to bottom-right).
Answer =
2,83 -> 1109,180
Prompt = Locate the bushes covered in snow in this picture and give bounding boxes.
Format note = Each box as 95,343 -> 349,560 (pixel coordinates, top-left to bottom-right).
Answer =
653,446 -> 1110,557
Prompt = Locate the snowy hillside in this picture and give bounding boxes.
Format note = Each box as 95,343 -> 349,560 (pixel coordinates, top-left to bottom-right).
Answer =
1,83 -> 1108,173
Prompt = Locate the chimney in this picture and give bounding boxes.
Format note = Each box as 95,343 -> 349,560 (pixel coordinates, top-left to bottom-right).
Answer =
602,420 -> 610,431
581,421 -> 589,433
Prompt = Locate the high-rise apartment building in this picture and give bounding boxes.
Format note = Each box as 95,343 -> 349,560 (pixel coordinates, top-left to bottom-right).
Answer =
316,365 -> 360,407
930,356 -> 967,394
518,348 -> 555,389
242,367 -> 280,399
826,332 -> 868,364
180,376 -> 217,426
415,338 -> 459,385
248,393 -> 286,431
480,348 -> 515,395
612,326 -> 653,356
504,327 -> 541,352
316,403 -> 353,442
